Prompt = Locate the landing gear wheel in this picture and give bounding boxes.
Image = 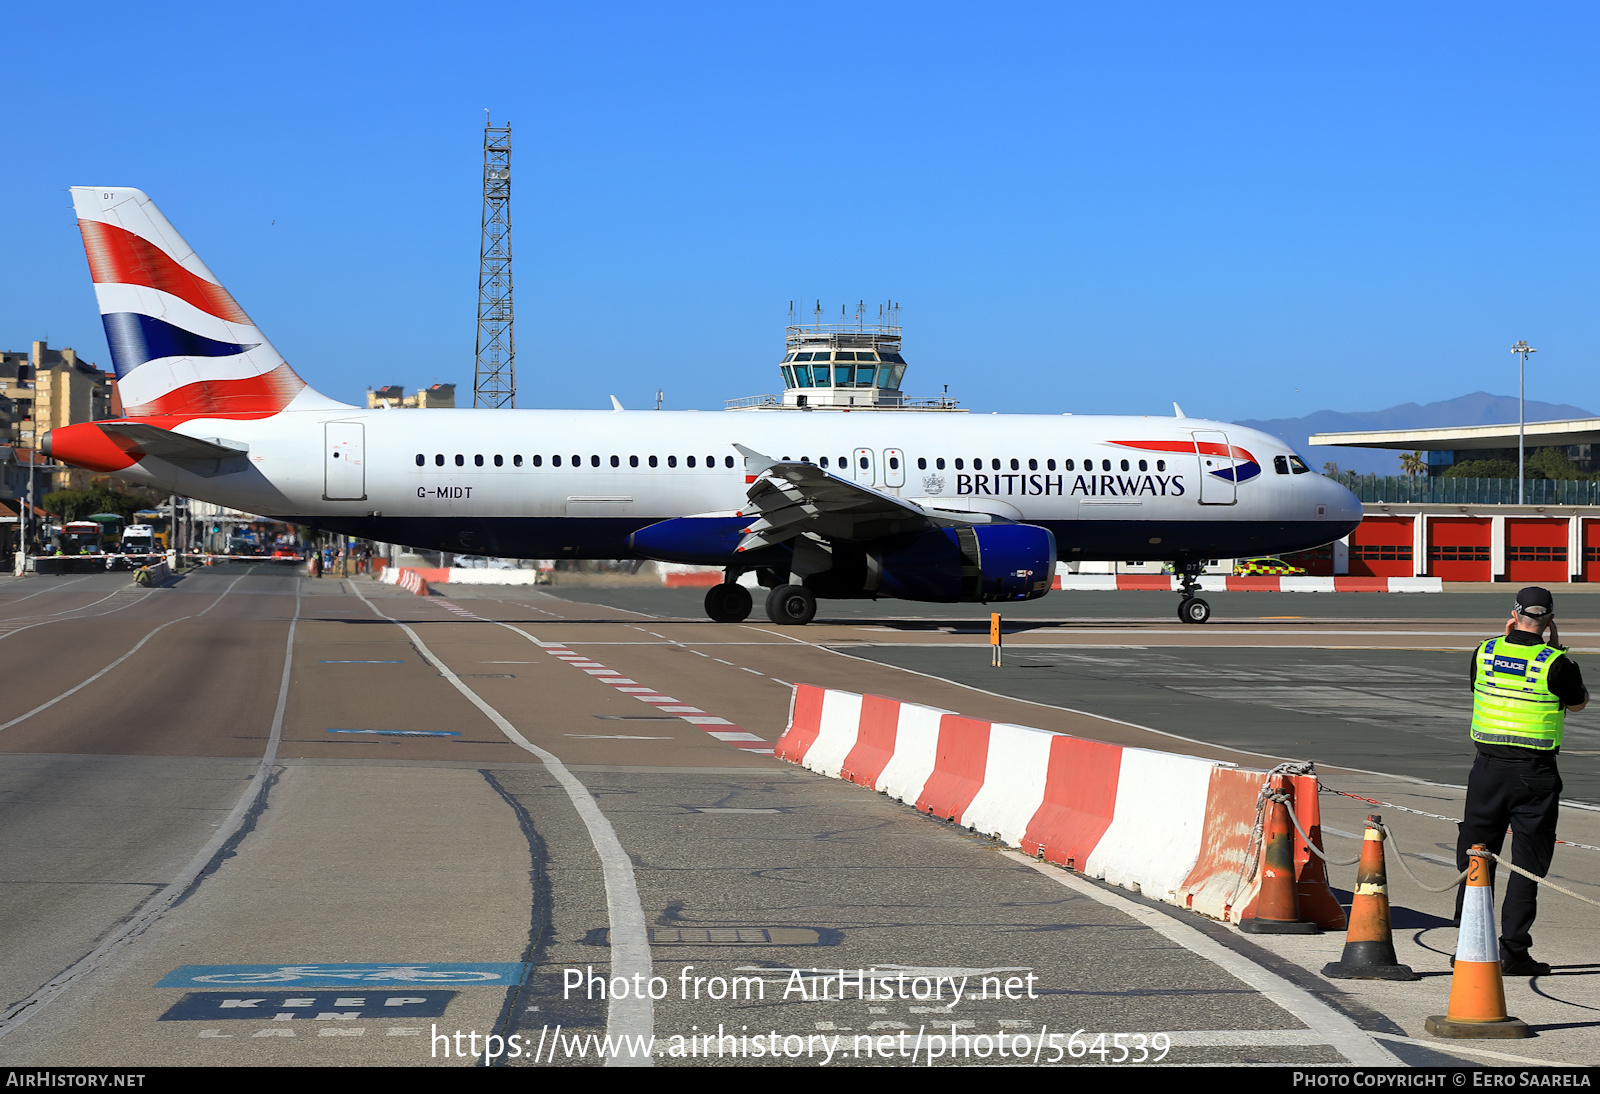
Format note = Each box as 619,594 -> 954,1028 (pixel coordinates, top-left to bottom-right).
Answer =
1178,597 -> 1211,624
704,582 -> 752,623
765,584 -> 817,626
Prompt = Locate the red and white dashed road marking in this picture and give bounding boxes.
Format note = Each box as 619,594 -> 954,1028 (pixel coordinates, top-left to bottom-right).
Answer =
426,597 -> 774,755
540,643 -> 775,754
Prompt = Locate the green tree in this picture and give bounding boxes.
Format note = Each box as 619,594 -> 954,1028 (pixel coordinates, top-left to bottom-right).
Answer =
41,486 -> 146,523
1398,451 -> 1427,479
1526,447 -> 1589,482
1442,459 -> 1519,479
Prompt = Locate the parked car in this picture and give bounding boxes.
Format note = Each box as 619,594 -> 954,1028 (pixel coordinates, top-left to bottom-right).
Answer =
1233,557 -> 1306,576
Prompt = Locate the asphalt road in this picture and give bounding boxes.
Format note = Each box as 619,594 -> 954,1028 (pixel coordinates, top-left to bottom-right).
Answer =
2,568 -> 1594,1068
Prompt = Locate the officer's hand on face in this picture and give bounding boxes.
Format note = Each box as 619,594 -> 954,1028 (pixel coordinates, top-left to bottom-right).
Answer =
1506,615 -> 1518,638
1548,617 -> 1562,648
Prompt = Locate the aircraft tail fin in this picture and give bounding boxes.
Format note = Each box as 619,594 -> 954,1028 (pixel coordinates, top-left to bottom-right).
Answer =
70,187 -> 347,421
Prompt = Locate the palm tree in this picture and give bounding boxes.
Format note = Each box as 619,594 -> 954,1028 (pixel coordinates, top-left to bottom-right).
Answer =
1399,451 -> 1426,479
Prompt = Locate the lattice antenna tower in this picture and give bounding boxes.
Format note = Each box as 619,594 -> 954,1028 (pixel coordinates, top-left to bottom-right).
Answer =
474,116 -> 515,407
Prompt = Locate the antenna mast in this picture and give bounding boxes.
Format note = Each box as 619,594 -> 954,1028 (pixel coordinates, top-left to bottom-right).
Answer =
474,114 -> 515,408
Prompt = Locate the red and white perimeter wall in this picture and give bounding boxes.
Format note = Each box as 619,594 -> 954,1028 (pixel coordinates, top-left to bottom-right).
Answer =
776,685 -> 1344,929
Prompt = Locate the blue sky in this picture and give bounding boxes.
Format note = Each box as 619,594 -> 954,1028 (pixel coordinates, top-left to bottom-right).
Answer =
3,2 -> 1597,425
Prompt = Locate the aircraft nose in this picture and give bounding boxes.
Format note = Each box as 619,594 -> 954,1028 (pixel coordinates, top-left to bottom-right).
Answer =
1321,474 -> 1364,537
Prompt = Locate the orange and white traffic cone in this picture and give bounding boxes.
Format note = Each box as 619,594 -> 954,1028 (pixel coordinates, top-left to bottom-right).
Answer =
1240,778 -> 1321,935
1322,815 -> 1416,981
1425,845 -> 1532,1039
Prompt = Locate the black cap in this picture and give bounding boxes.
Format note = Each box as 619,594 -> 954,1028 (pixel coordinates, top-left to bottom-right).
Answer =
1515,586 -> 1554,618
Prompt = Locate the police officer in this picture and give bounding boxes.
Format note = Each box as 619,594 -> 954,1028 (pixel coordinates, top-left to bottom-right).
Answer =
1457,586 -> 1586,976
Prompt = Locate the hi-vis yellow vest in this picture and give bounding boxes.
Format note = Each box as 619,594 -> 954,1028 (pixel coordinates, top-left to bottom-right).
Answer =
1471,637 -> 1565,751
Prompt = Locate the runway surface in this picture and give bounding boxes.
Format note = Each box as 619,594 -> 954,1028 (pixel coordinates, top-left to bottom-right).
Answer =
0,567 -> 1594,1068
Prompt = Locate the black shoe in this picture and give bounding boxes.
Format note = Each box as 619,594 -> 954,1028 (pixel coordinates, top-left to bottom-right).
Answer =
1501,956 -> 1551,976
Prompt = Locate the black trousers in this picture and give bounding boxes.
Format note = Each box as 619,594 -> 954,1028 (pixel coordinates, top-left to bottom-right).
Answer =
1454,752 -> 1561,961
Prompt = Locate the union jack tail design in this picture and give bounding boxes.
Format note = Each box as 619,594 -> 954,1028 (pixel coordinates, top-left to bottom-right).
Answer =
70,187 -> 345,421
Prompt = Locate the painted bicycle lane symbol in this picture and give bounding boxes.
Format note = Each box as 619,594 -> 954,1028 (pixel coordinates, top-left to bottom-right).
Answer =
156,963 -> 527,988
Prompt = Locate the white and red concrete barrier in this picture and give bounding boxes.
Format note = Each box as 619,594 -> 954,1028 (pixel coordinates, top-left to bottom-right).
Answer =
776,686 -> 1344,929
379,566 -> 432,596
1052,574 -> 1441,593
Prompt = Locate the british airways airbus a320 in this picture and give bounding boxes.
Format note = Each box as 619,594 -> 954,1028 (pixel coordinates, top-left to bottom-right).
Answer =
44,187 -> 1362,625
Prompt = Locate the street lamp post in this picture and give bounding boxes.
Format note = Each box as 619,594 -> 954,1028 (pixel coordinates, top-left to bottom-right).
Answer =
1511,341 -> 1537,505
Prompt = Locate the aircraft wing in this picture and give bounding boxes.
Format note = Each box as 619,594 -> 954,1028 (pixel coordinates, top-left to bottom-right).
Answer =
732,444 -> 993,552
95,423 -> 249,462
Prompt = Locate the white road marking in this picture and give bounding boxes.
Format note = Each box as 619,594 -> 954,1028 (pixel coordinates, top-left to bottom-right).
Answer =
0,573 -> 287,1038
351,586 -> 655,1067
1001,851 -> 1397,1066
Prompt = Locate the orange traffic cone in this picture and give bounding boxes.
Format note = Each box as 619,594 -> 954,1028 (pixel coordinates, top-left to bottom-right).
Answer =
1425,845 -> 1532,1039
1240,777 -> 1321,935
1322,815 -> 1416,981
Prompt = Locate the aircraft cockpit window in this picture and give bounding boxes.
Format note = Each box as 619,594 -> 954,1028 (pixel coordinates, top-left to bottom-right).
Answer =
1288,455 -> 1311,474
415,454 -> 424,466
1274,455 -> 1290,475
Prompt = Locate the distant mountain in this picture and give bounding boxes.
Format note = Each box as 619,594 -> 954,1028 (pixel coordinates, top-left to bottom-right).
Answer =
1236,392 -> 1596,477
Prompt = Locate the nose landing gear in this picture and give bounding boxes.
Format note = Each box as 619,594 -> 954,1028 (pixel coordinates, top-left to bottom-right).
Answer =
1176,561 -> 1211,624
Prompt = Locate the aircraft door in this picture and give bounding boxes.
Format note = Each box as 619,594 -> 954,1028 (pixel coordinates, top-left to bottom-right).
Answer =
853,447 -> 876,486
1192,430 -> 1236,505
883,448 -> 905,488
325,422 -> 366,500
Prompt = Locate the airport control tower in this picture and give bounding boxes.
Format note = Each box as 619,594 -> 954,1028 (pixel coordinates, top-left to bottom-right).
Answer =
726,305 -> 962,413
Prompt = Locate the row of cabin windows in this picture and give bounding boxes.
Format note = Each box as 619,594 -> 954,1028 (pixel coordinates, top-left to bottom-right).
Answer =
415,453 -> 740,469
913,457 -> 1170,473
410,454 -> 1194,474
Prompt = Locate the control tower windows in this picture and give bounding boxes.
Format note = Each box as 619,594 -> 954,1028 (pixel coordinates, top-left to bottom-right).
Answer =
781,367 -> 797,387
782,352 -> 797,363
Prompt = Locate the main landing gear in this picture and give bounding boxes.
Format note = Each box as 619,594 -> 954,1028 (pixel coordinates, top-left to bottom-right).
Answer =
764,584 -> 816,626
1176,561 -> 1211,625
704,581 -> 752,623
